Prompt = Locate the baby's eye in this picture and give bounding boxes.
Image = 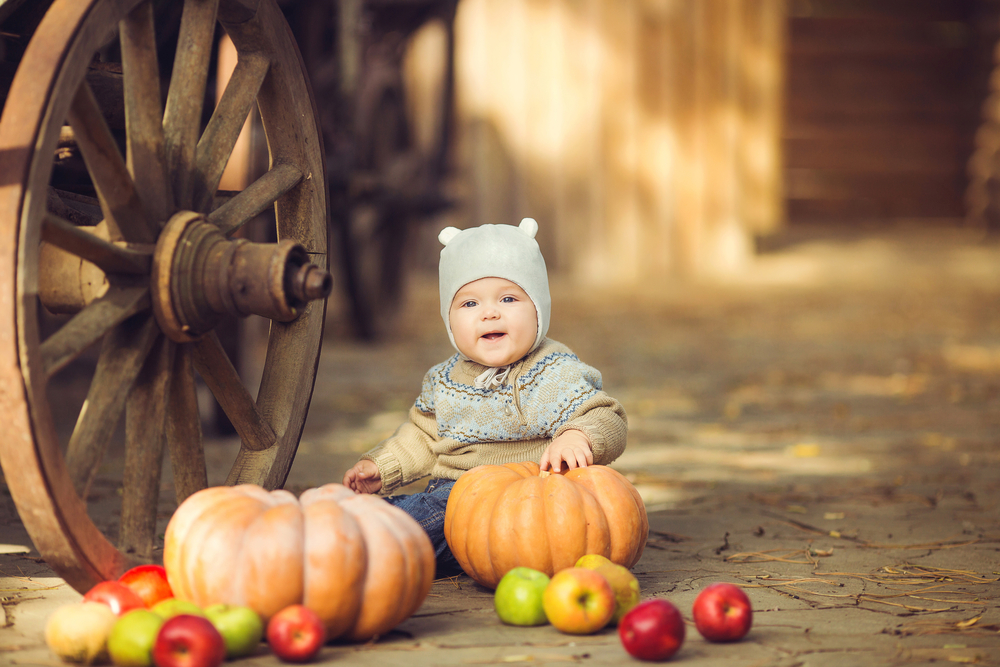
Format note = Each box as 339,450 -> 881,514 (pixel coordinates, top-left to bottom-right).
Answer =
461,300 -> 478,308
500,296 -> 517,303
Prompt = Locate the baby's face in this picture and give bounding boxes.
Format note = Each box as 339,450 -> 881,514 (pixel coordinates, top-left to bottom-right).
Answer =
449,277 -> 537,367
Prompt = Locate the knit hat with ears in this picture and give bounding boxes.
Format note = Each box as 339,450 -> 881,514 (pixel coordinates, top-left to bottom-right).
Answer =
438,218 -> 551,358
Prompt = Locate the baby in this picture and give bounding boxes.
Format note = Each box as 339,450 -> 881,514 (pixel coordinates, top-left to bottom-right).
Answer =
343,219 -> 627,574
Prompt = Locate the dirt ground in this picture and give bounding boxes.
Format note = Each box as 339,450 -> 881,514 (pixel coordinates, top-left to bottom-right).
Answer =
1,222 -> 999,666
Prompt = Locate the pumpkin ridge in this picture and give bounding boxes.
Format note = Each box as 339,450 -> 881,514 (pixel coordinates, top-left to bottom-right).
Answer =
341,497 -> 408,640
464,467 -> 522,585
602,466 -> 648,566
509,476 -> 551,578
542,474 -> 589,573
569,467 -> 648,567
196,500 -> 267,607
379,502 -> 429,628
163,486 -> 235,600
443,468 -> 479,547
176,493 -> 269,606
302,495 -> 366,638
238,502 -> 306,619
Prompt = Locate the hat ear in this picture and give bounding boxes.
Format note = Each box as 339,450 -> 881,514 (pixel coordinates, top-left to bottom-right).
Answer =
518,217 -> 538,238
438,227 -> 461,246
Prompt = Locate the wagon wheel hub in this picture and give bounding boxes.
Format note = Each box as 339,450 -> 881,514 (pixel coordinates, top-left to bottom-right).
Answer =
152,211 -> 332,342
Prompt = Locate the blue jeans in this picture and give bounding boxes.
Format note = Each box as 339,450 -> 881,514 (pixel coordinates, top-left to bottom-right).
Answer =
383,478 -> 463,577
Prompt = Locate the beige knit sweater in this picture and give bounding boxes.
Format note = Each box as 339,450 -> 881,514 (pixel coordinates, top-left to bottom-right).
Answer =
362,339 -> 628,494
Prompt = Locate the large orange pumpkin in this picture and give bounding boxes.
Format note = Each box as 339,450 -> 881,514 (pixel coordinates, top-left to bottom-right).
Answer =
163,483 -> 434,641
444,462 -> 648,589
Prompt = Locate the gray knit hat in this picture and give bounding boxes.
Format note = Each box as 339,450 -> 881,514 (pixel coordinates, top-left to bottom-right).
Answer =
438,218 -> 550,357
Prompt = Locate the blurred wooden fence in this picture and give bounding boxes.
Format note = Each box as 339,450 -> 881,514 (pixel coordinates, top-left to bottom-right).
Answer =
430,0 -> 785,283
784,0 -> 983,223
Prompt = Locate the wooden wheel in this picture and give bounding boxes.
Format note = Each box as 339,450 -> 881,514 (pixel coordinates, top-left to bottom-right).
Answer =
0,0 -> 330,593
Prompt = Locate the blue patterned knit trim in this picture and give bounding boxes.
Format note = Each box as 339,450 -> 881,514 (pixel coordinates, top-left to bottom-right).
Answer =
417,351 -> 602,444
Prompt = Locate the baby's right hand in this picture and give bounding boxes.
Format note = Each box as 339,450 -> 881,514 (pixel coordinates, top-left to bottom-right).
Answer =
343,460 -> 383,494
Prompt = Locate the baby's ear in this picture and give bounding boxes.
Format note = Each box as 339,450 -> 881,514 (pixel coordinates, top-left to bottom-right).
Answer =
438,227 -> 461,246
519,217 -> 538,238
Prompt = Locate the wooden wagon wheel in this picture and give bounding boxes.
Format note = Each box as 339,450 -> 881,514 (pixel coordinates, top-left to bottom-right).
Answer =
0,0 -> 330,593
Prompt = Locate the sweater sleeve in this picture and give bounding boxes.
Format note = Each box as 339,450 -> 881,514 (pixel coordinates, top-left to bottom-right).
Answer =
553,393 -> 628,465
361,405 -> 440,493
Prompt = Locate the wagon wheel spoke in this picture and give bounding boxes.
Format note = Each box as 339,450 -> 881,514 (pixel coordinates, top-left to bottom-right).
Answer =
120,334 -> 173,560
191,331 -> 276,452
65,314 -> 160,500
67,80 -> 156,244
120,0 -> 171,223
164,0 -> 220,211
166,344 -> 207,504
42,212 -> 151,274
41,285 -> 150,378
207,162 -> 303,235
192,52 -> 271,212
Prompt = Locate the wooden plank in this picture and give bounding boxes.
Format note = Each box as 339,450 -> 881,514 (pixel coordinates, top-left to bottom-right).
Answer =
65,315 -> 159,499
784,137 -> 965,172
166,345 -> 207,504
121,1 -> 172,224
120,336 -> 172,561
787,0 -> 973,21
68,81 -> 157,243
41,212 -> 151,274
207,161 -> 302,235
192,51 -> 270,212
41,286 -> 150,377
191,331 -> 275,453
164,0 -> 221,210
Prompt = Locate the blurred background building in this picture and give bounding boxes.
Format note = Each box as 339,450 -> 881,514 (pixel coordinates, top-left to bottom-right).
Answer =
431,0 -> 996,283
245,0 -> 1000,330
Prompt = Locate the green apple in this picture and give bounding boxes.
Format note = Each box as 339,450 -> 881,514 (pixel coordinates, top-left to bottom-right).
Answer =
204,603 -> 264,658
151,597 -> 205,619
494,567 -> 550,626
595,562 -> 641,625
107,609 -> 164,667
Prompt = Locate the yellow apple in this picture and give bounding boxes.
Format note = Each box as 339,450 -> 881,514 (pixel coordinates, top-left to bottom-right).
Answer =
542,568 -> 615,635
574,554 -> 613,569
595,563 -> 641,625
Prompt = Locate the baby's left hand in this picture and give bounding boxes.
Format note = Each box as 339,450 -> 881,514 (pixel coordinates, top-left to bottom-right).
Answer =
540,429 -> 594,473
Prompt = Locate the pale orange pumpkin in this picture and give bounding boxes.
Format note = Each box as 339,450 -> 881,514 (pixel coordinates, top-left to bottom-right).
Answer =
163,483 -> 434,641
444,462 -> 648,589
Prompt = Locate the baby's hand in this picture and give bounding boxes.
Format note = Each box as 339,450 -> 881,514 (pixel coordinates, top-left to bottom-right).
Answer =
343,460 -> 383,494
540,429 -> 594,473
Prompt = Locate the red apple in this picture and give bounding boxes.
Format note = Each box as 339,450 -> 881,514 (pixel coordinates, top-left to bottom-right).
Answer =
266,604 -> 326,663
82,580 -> 145,616
152,614 -> 226,667
542,567 -> 616,635
692,583 -> 753,642
119,564 -> 174,608
618,599 -> 685,661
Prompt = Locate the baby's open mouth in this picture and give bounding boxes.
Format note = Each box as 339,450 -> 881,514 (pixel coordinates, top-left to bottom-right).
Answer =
482,332 -> 506,341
